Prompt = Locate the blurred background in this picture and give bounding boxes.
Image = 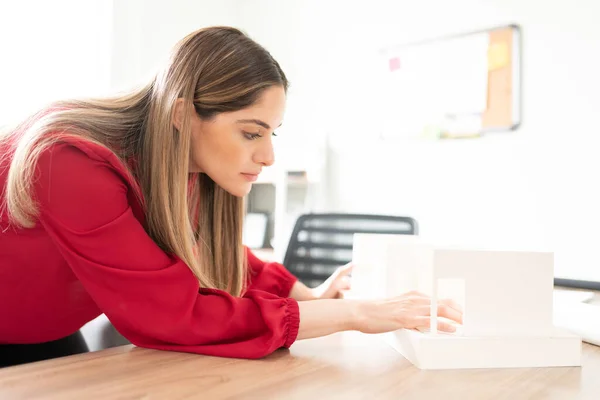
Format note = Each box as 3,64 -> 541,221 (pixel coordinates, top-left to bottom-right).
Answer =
1,0 -> 599,287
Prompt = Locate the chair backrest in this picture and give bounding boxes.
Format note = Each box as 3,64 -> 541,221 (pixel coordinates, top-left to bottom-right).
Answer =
283,213 -> 418,287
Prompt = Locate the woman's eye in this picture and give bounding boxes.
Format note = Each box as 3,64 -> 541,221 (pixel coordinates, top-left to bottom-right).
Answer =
243,131 -> 278,140
243,131 -> 262,140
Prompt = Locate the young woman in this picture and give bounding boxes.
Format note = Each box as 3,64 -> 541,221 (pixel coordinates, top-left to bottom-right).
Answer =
0,26 -> 462,367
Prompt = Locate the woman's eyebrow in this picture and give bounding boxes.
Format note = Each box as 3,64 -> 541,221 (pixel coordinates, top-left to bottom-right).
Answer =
236,119 -> 283,130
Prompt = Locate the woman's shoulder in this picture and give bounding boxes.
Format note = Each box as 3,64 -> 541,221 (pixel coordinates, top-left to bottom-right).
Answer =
34,136 -> 144,230
45,136 -> 122,166
41,136 -> 135,185
35,136 -> 142,208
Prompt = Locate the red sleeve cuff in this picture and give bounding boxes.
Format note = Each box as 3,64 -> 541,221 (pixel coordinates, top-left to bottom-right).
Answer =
284,298 -> 300,348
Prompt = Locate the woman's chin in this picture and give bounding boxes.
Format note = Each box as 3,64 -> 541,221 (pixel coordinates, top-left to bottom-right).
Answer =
223,183 -> 252,198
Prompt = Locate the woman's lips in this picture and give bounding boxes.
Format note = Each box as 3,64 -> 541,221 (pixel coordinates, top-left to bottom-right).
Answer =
241,173 -> 259,182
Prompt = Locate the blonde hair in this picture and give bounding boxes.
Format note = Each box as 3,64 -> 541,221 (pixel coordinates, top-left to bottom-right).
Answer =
1,26 -> 288,296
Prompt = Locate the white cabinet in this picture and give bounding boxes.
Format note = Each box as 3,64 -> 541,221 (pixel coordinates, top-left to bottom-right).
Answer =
246,168 -> 320,262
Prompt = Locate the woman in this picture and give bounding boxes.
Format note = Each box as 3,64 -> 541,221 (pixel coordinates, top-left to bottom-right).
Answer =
0,26 -> 462,367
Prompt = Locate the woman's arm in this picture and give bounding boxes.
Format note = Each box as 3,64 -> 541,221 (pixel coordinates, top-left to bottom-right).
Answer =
297,293 -> 463,340
36,141 -> 462,359
297,299 -> 356,338
289,280 -> 317,301
246,249 -> 352,301
296,263 -> 353,300
35,142 -> 299,359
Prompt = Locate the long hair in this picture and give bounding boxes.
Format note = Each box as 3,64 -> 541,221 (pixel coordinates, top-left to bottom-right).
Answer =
1,26 -> 289,296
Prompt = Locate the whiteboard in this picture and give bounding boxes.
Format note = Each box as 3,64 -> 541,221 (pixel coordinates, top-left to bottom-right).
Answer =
379,25 -> 521,139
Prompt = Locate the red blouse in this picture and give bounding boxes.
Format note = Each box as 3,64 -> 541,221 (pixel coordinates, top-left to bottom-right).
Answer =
0,137 -> 299,359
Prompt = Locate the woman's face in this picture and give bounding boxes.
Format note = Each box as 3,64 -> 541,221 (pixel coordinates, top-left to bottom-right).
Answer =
186,85 -> 286,197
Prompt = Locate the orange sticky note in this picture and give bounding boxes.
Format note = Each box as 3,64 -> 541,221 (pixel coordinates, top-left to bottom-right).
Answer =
488,42 -> 509,70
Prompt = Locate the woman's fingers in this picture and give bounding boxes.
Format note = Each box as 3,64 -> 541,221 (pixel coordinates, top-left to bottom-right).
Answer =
404,290 -> 429,298
414,316 -> 457,333
439,298 -> 463,314
436,302 -> 463,324
397,293 -> 463,323
391,292 -> 431,305
405,295 -> 462,311
338,275 -> 352,290
337,262 -> 354,277
412,302 -> 463,325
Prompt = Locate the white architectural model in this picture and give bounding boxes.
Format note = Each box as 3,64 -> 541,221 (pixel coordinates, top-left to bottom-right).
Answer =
350,234 -> 582,370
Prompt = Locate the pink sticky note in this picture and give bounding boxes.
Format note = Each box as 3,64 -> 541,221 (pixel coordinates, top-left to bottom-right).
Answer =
389,57 -> 401,72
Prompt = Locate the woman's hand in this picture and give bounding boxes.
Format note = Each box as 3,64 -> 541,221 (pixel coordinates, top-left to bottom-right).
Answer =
296,290 -> 463,340
288,263 -> 353,301
311,262 -> 353,299
355,290 -> 463,333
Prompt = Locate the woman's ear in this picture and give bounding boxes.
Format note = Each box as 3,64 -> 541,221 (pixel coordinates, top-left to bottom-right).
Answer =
172,98 -> 186,131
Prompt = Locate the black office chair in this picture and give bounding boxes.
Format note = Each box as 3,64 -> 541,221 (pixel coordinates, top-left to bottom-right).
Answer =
1,318 -> 130,368
282,213 -> 418,288
0,331 -> 89,368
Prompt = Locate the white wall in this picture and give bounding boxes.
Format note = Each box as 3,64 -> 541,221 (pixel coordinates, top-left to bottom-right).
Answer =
233,1 -> 330,174
3,1 -> 597,282
0,1 -> 113,125
236,0 -> 600,282
0,0 -> 239,121
110,0 -> 238,90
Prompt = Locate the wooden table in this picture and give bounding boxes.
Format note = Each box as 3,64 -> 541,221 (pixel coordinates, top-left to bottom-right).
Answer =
1,329 -> 599,399
2,289 -> 600,399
